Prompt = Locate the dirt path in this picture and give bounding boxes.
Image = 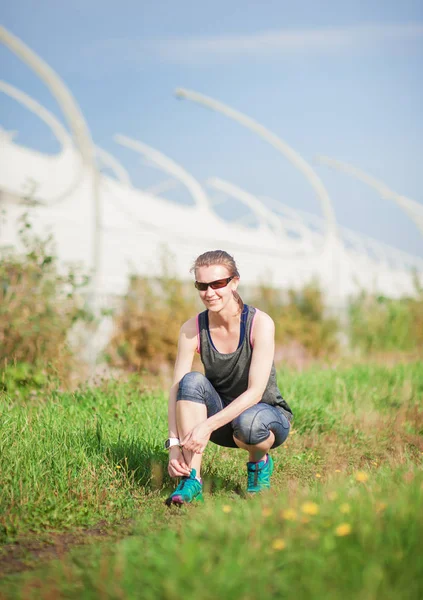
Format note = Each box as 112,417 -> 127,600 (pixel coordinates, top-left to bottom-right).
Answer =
0,520 -> 134,578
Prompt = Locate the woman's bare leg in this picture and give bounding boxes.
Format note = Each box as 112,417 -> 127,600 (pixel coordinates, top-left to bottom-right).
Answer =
176,400 -> 207,476
233,431 -> 275,462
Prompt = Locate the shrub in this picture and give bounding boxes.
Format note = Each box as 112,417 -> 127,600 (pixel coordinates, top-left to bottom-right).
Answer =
106,249 -> 198,373
0,213 -> 91,380
349,278 -> 423,354
252,280 -> 339,357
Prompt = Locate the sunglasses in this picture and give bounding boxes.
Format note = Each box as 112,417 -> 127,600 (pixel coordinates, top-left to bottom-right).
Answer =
194,276 -> 234,291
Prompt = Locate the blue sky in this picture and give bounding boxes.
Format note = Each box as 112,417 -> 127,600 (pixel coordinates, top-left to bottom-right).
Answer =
1,0 -> 423,256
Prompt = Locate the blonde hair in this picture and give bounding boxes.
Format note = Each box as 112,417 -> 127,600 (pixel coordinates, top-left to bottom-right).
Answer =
191,250 -> 243,311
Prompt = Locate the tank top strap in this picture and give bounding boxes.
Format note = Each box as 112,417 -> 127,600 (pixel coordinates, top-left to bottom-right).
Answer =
197,305 -> 255,354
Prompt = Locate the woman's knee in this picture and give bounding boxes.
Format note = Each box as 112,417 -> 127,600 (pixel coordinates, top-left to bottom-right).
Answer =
233,405 -> 290,447
177,371 -> 208,403
233,407 -> 270,446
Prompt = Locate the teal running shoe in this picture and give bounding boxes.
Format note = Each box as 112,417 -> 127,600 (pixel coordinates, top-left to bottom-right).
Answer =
247,454 -> 274,493
165,469 -> 204,506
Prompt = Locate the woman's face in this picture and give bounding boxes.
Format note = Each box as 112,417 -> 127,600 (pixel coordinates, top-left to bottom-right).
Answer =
195,264 -> 239,312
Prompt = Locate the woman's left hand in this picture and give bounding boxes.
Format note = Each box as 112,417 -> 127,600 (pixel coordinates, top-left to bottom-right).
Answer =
181,422 -> 212,454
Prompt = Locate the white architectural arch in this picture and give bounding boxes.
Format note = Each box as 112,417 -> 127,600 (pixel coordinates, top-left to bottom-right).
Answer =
206,177 -> 312,251
0,80 -> 84,205
0,26 -> 101,297
0,81 -> 131,200
258,195 -> 320,249
174,88 -> 348,296
315,155 -> 423,237
174,88 -> 338,245
114,134 -> 210,212
95,147 -> 132,187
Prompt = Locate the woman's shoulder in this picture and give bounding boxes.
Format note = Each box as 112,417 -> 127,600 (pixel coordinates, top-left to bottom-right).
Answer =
180,316 -> 198,337
251,307 -> 275,333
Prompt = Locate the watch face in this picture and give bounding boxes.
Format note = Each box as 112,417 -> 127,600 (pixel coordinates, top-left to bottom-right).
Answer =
165,439 -> 170,449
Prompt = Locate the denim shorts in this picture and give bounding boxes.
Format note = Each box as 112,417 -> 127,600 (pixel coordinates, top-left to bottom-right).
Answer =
177,371 -> 291,449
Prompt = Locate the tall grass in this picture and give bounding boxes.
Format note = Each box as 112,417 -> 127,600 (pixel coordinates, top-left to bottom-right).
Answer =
0,363 -> 422,597
349,283 -> 423,353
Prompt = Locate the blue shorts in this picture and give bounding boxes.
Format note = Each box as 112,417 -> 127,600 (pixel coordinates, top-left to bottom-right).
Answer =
177,371 -> 291,449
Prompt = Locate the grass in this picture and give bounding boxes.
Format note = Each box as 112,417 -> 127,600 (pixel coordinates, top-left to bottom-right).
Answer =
0,363 -> 422,598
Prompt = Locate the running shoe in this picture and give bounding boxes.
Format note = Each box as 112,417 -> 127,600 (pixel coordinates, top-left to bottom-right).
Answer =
246,454 -> 274,493
165,469 -> 204,506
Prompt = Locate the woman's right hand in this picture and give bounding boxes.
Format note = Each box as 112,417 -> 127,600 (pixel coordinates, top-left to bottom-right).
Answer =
168,446 -> 191,478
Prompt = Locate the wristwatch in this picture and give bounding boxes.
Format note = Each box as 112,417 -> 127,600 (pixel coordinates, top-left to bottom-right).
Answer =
164,437 -> 180,450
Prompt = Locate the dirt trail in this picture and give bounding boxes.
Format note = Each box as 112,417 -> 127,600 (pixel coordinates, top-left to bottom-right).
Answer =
0,520 -> 134,578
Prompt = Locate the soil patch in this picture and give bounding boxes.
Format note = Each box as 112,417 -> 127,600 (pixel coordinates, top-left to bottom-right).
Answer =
0,520 -> 134,578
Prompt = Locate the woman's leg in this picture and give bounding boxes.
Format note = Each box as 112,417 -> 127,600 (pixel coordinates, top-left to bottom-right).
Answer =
233,431 -> 276,462
176,400 -> 207,475
232,404 -> 290,492
176,371 -> 225,477
232,404 -> 290,460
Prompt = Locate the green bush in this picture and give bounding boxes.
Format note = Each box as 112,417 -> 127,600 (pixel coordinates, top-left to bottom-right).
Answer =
349,279 -> 423,354
0,214 -> 91,379
106,249 -> 198,372
252,280 -> 339,357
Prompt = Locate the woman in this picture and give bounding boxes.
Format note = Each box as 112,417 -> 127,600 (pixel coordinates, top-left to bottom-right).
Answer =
165,250 -> 293,505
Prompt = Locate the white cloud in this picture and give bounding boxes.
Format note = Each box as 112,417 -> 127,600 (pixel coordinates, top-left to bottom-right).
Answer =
90,23 -> 423,66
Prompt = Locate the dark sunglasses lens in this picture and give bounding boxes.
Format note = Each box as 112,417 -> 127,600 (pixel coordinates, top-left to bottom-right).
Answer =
210,278 -> 229,290
195,277 -> 232,291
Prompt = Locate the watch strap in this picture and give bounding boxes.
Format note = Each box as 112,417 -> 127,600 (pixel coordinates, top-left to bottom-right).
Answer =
165,437 -> 180,450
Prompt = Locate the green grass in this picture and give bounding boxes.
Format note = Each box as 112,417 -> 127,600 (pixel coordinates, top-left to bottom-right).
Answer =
1,363 -> 423,598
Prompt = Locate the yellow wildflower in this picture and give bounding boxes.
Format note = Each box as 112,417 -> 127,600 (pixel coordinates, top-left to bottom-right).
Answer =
335,469 -> 341,473
301,502 -> 319,515
335,523 -> 352,537
222,505 -> 232,513
262,507 -> 273,517
116,465 -> 122,469
272,538 -> 286,551
355,471 -> 369,483
340,503 -> 351,514
315,473 -> 322,479
281,508 -> 297,521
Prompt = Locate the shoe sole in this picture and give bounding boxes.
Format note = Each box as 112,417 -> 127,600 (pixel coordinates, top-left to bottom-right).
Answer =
165,493 -> 204,507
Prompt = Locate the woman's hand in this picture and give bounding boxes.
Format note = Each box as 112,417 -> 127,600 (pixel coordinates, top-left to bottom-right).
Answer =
168,446 -> 191,478
181,421 -> 212,454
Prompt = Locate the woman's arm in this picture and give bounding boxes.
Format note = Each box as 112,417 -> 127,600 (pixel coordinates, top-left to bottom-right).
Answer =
168,317 -> 198,437
181,311 -> 276,454
167,318 -> 199,476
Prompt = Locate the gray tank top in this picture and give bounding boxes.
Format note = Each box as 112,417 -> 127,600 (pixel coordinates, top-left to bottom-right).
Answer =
198,305 -> 293,417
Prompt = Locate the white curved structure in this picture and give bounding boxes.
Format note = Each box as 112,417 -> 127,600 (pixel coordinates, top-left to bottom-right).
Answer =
174,87 -> 349,295
315,155 -> 423,236
174,88 -> 338,242
0,80 -> 85,206
0,26 -> 101,298
1,27 -> 422,310
114,134 -> 209,211
206,177 -> 311,250
96,147 -> 132,187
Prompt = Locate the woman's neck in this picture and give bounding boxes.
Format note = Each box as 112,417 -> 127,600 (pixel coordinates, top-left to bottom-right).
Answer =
208,300 -> 241,329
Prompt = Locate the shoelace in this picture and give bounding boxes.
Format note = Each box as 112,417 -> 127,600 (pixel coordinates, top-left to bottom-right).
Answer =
248,462 -> 270,488
175,476 -> 199,495
248,467 -> 259,489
